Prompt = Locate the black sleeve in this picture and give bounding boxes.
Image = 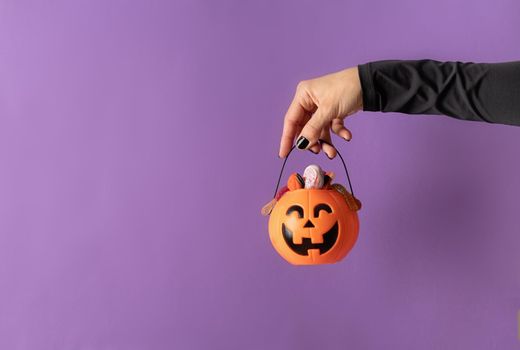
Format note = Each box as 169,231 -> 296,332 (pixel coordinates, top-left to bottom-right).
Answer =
357,59 -> 520,126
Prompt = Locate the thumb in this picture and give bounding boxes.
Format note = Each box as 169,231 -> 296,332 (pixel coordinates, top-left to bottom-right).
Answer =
296,108 -> 330,150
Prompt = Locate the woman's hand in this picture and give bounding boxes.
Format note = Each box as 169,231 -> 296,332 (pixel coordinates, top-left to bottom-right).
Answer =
279,66 -> 363,159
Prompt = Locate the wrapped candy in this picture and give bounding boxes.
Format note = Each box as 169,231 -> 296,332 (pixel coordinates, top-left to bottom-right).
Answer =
261,198 -> 277,216
323,171 -> 335,188
262,165 -> 361,216
261,185 -> 290,216
275,185 -> 289,200
287,172 -> 305,191
303,164 -> 324,189
331,183 -> 362,211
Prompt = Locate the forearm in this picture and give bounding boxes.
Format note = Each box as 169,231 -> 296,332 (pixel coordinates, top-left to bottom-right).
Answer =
357,59 -> 520,126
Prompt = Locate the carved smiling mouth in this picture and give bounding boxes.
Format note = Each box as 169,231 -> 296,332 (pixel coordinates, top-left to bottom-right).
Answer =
282,222 -> 339,256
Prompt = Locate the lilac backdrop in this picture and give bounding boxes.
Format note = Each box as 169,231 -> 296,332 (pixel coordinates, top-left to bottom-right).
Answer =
0,0 -> 519,349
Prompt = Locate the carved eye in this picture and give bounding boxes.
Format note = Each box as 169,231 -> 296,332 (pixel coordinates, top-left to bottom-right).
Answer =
313,203 -> 332,217
286,205 -> 304,218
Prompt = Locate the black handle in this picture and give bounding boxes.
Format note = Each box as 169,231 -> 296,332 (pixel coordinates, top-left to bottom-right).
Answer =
273,140 -> 356,198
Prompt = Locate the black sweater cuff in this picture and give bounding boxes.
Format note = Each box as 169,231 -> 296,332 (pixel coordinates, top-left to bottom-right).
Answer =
357,62 -> 380,112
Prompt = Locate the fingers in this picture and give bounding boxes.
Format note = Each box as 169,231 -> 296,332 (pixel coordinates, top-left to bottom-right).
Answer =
309,143 -> 321,154
279,97 -> 308,158
331,118 -> 352,141
319,128 -> 337,159
295,107 -> 331,151
302,114 -> 321,154
292,122 -> 321,155
280,78 -> 354,158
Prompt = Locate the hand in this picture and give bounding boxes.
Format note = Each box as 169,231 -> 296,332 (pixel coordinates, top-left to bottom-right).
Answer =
279,66 -> 363,159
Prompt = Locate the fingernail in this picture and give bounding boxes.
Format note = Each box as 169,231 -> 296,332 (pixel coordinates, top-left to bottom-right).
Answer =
296,136 -> 309,149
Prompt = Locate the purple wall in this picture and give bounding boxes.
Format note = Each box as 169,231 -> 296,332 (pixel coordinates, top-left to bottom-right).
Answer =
1,0 -> 519,349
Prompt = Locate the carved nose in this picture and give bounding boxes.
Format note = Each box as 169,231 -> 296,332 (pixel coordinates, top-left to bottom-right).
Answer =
303,220 -> 315,228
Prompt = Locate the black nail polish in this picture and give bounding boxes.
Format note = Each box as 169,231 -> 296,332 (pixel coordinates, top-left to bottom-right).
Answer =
296,136 -> 309,149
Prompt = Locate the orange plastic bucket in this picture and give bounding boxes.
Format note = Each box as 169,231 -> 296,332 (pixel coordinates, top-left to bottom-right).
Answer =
265,143 -> 361,265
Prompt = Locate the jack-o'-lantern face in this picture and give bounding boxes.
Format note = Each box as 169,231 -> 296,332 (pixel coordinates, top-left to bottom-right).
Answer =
281,203 -> 338,256
269,189 -> 359,265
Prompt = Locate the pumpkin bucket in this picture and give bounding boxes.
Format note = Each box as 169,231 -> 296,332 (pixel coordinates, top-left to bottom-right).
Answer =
263,142 -> 361,265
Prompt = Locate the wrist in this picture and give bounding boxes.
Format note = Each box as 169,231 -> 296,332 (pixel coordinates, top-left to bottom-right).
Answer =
341,66 -> 364,113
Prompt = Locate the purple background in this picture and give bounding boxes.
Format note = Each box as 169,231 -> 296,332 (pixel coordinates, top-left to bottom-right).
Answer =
1,0 -> 519,349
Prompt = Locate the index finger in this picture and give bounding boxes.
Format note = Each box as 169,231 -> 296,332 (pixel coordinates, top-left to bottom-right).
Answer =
279,97 -> 307,158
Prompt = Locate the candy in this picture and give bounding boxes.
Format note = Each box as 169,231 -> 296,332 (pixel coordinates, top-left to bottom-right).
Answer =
287,172 -> 305,191
261,185 -> 290,216
323,171 -> 335,188
331,183 -> 362,211
325,171 -> 335,181
331,183 -> 348,198
352,197 -> 362,211
261,198 -> 277,216
323,175 -> 332,188
275,185 -> 289,200
303,164 -> 324,189
296,173 -> 305,188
